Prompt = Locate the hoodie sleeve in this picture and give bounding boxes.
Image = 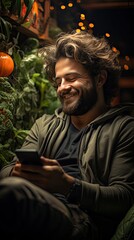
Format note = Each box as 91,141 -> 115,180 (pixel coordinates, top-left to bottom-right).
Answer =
79,116 -> 134,219
0,158 -> 17,178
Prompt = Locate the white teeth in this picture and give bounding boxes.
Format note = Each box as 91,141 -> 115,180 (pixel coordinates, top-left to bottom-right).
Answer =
64,94 -> 73,99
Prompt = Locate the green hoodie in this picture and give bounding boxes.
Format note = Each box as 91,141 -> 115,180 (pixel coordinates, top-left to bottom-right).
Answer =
0,103 -> 134,234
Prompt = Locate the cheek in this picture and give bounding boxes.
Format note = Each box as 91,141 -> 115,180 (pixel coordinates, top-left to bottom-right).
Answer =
56,87 -> 60,95
80,82 -> 92,91
56,88 -> 63,100
78,78 -> 92,88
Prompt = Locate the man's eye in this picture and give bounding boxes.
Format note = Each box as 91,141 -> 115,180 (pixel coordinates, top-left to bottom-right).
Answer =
67,76 -> 78,81
68,77 -> 76,81
55,74 -> 81,86
56,80 -> 61,87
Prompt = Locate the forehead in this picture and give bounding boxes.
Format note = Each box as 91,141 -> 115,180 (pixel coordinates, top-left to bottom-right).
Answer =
55,57 -> 87,76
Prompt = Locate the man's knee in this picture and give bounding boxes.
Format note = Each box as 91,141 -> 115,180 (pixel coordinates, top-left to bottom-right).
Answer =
0,177 -> 73,238
0,176 -> 30,187
0,176 -> 38,205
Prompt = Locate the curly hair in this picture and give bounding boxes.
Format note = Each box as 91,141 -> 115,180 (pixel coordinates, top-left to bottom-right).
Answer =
43,31 -> 121,105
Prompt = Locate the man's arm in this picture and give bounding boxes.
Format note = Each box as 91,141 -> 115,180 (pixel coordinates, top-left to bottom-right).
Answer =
0,158 -> 17,178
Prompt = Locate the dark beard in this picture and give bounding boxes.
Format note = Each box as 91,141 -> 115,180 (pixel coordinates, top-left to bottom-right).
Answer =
62,85 -> 98,116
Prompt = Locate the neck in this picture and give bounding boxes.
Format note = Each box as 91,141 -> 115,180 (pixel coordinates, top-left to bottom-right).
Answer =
71,103 -> 108,130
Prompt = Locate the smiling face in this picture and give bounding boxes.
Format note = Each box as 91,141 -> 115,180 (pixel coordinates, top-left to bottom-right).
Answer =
55,57 -> 98,116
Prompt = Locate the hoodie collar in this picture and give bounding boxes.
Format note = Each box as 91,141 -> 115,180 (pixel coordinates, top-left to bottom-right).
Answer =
54,103 -> 134,126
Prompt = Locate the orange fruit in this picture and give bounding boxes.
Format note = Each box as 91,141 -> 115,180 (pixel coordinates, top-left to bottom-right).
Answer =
0,52 -> 14,77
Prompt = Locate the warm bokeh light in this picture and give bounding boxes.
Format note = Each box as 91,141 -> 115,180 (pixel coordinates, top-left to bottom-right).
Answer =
124,64 -> 129,70
61,5 -> 66,10
80,14 -> 85,20
89,23 -> 94,28
78,22 -> 84,27
81,26 -> 86,30
68,3 -> 73,7
105,33 -> 110,38
112,47 -> 118,52
76,29 -> 81,33
125,56 -> 130,61
50,6 -> 54,11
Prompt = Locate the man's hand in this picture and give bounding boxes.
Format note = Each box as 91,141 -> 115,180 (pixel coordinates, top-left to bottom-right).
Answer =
11,157 -> 75,195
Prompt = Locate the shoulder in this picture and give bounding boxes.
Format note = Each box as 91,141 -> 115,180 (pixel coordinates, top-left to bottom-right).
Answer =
33,107 -> 69,130
113,103 -> 134,128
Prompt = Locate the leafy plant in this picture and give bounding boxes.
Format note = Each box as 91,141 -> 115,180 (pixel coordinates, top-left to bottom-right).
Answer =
14,46 -> 60,130
0,16 -> 60,169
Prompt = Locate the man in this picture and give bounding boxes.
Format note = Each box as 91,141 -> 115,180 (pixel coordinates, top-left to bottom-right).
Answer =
0,31 -> 134,240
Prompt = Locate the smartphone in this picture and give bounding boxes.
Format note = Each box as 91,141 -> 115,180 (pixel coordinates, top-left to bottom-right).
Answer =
15,149 -> 42,165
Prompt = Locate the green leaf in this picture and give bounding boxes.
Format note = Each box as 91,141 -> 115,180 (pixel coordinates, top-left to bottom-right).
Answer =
0,17 -> 12,41
24,0 -> 34,8
12,50 -> 22,68
21,20 -> 32,28
16,0 -> 22,18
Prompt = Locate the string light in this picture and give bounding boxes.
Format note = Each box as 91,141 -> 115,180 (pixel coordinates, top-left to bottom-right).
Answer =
124,64 -> 129,70
112,47 -> 118,53
50,5 -> 54,11
89,23 -> 94,29
81,26 -> 86,30
125,56 -> 130,61
68,2 -> 73,8
105,33 -> 110,38
60,5 -> 66,10
78,22 -> 84,27
80,14 -> 85,20
76,29 -> 81,33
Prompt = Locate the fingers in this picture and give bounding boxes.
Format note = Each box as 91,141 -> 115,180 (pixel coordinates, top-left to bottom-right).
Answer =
40,156 -> 60,166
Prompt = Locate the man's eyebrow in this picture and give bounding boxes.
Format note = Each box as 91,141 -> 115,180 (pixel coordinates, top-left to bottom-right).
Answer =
55,72 -> 81,80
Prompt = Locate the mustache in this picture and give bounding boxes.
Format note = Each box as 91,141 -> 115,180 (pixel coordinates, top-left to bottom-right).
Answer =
59,88 -> 79,98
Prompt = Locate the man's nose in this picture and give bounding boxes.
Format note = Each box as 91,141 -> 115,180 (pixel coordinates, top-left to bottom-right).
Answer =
60,78 -> 71,88
57,78 -> 71,93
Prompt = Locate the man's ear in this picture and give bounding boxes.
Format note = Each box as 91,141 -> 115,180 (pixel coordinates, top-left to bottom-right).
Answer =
96,70 -> 107,88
